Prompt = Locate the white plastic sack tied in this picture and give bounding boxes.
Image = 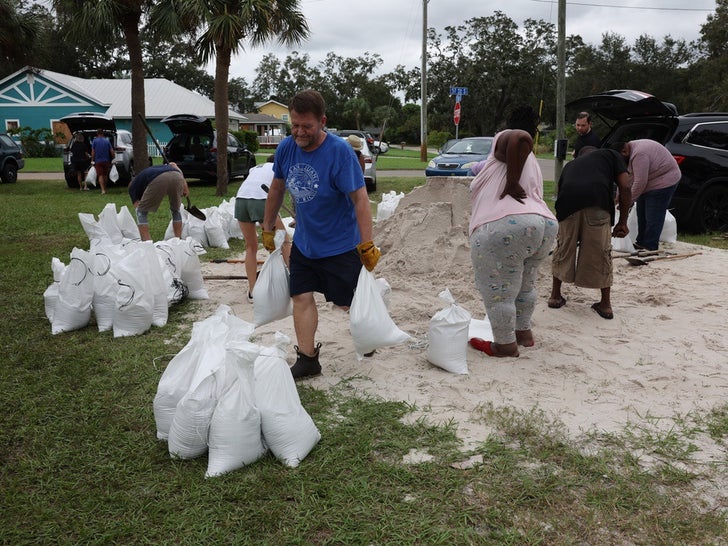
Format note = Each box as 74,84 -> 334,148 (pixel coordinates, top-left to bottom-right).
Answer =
43,257 -> 67,322
205,339 -> 266,478
254,332 -> 321,468
85,165 -> 97,187
51,248 -> 94,334
253,231 -> 292,327
349,268 -> 410,359
426,288 -> 471,375
376,191 -> 405,222
109,163 -> 119,182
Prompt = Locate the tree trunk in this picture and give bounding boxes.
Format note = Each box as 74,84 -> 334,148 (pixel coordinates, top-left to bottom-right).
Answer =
214,46 -> 231,196
121,11 -> 149,179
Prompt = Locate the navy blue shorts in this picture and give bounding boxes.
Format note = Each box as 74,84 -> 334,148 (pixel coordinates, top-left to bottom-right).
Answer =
289,243 -> 362,307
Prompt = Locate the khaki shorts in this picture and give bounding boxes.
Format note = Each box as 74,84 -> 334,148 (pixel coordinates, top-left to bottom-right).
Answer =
137,170 -> 185,213
551,207 -> 613,289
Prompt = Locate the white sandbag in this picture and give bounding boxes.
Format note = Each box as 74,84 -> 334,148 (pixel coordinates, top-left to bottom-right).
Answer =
252,233 -> 292,327
111,246 -> 154,337
137,241 -> 169,327
187,213 -> 209,247
164,208 -> 190,241
468,316 -> 494,342
51,248 -> 94,334
611,206 -> 677,250
206,339 -> 266,478
350,268 -> 411,359
376,191 -> 405,222
85,165 -> 97,187
168,372 -> 217,460
220,198 -> 243,239
109,163 -> 119,182
426,288 -> 471,375
661,210 -> 677,243
376,277 -> 392,309
78,212 -> 112,244
153,314 -> 225,440
44,257 -> 67,322
90,243 -> 124,332
204,207 -> 230,249
117,206 -> 141,241
98,203 -> 124,244
254,332 -> 321,468
180,238 -> 208,300
167,320 -> 228,458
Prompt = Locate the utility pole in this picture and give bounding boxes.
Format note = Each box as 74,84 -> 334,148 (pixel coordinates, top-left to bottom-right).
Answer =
554,0 -> 566,184
420,0 -> 428,162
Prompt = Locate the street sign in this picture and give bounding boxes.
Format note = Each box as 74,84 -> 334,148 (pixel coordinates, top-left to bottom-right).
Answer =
453,102 -> 461,125
449,86 -> 469,97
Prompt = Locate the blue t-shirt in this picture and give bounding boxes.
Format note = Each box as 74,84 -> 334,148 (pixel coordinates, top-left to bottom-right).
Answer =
273,134 -> 365,259
92,135 -> 114,163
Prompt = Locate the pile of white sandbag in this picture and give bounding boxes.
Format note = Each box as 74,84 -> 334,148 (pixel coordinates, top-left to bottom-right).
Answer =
44,202 -> 209,336
164,197 -> 242,249
154,305 -> 321,478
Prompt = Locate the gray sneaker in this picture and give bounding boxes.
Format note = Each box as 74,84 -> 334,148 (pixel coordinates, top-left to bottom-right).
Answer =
290,343 -> 322,380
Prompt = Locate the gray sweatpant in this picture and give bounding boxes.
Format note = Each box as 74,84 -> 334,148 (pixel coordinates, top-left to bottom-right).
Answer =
470,214 -> 557,344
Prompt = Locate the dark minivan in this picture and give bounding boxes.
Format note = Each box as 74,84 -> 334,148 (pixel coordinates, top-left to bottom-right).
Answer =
567,89 -> 728,233
161,114 -> 255,183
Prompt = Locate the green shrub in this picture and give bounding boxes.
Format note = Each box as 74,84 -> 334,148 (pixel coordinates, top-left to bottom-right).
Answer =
8,126 -> 60,157
233,129 -> 260,153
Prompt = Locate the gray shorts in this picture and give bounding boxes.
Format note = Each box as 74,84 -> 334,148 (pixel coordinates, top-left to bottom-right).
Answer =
138,171 -> 185,213
234,197 -> 266,223
551,207 -> 613,289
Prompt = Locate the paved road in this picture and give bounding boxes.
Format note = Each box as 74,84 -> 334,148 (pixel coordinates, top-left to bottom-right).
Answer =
19,159 -> 558,181
379,159 -> 556,181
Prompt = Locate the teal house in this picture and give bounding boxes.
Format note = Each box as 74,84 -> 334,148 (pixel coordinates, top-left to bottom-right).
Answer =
0,66 -> 247,151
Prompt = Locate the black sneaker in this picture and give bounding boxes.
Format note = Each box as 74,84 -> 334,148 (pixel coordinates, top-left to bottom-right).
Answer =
290,343 -> 322,380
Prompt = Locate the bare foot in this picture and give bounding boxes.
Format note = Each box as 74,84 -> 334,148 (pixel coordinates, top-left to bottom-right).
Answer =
516,329 -> 535,347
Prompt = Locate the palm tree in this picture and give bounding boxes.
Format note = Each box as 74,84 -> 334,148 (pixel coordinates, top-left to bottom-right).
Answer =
152,0 -> 309,195
0,0 -> 41,70
53,0 -> 151,174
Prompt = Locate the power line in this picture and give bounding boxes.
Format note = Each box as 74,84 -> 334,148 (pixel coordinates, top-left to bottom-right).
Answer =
530,0 -> 713,11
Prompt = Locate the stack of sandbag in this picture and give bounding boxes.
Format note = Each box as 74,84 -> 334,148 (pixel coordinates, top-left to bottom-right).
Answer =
611,207 -> 678,253
163,197 -> 242,249
44,235 -> 208,336
153,306 -> 321,478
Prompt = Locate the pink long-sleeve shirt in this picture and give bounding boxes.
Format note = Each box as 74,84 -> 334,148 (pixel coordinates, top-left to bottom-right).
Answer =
627,139 -> 681,201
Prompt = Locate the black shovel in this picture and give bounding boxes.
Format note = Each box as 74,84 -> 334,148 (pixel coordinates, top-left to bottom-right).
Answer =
185,196 -> 206,221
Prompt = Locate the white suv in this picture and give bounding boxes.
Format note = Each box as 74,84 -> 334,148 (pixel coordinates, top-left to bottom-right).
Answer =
60,112 -> 144,189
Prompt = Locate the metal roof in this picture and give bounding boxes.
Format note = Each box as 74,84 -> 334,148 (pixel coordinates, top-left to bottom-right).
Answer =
34,68 -> 246,122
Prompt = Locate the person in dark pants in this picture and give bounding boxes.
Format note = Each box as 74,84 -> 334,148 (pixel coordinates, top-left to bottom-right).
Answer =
261,89 -> 380,380
548,146 -> 632,320
129,163 -> 189,241
70,133 -> 91,190
610,139 -> 681,251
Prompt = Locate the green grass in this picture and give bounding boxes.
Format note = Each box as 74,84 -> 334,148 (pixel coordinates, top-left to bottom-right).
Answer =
1,177 -> 727,544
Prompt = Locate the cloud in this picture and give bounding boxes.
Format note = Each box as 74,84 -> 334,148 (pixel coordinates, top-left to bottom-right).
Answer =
225,0 -> 714,84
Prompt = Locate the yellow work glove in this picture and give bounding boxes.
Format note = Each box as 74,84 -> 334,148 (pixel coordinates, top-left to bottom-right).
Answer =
262,230 -> 276,252
356,240 -> 381,272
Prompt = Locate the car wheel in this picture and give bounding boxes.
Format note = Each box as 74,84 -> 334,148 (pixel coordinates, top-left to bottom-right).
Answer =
692,184 -> 728,232
372,146 -> 380,154
1,163 -> 18,184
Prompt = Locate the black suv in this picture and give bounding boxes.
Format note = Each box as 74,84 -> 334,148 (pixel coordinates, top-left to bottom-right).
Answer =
568,89 -> 728,232
161,114 -> 255,183
0,133 -> 24,183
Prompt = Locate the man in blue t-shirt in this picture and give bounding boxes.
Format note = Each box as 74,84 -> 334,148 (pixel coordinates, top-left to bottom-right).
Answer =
91,128 -> 115,194
262,89 -> 380,380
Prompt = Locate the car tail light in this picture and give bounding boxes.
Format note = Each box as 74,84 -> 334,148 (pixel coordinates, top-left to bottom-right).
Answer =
114,147 -> 125,153
673,154 -> 686,165
364,156 -> 373,164
210,147 -> 217,153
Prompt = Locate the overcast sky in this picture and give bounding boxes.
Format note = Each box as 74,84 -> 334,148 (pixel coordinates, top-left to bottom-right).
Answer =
223,0 -> 716,84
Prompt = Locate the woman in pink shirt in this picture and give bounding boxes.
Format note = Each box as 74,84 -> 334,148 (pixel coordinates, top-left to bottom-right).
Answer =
468,106 -> 557,358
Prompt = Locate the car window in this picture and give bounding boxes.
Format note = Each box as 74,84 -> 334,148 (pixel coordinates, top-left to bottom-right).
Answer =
448,139 -> 492,155
228,134 -> 241,147
120,133 -> 132,145
686,122 -> 728,151
0,134 -> 16,147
